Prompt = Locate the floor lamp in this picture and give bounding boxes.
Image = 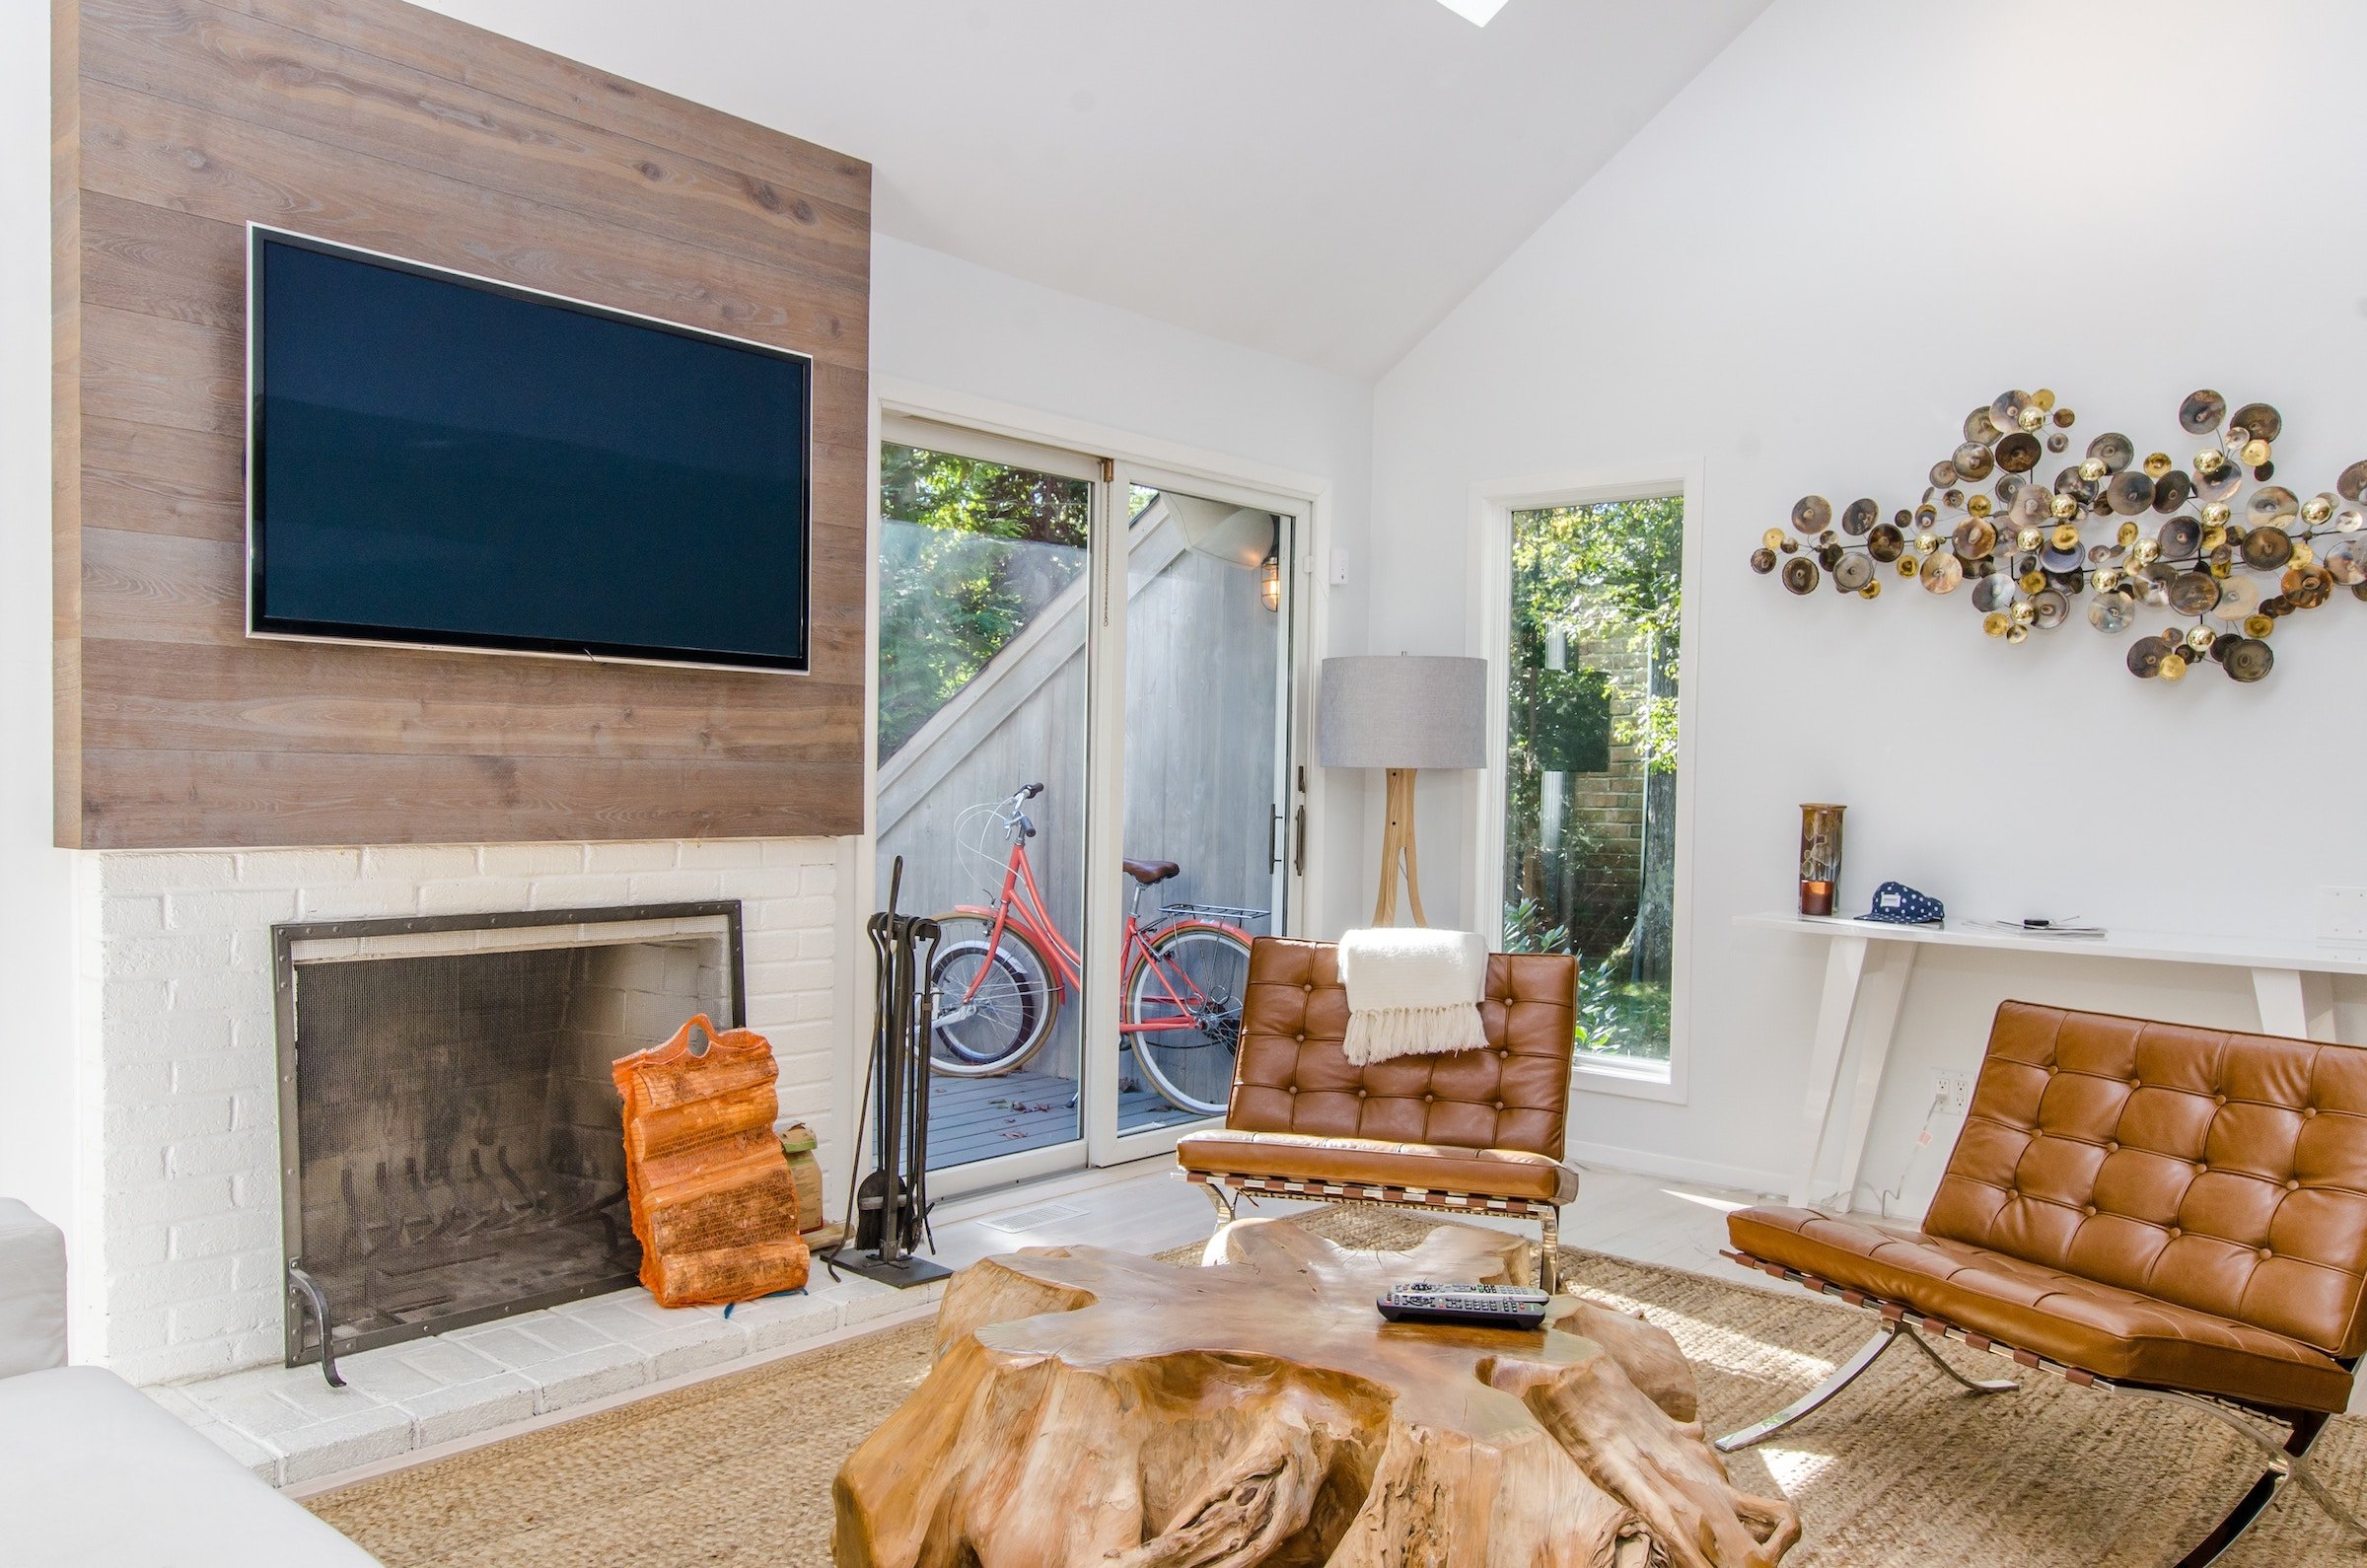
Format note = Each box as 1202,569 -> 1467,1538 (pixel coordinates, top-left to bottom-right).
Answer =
1318,655 -> 1487,927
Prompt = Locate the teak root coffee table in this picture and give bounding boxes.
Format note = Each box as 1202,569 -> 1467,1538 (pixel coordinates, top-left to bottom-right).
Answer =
832,1216 -> 1797,1567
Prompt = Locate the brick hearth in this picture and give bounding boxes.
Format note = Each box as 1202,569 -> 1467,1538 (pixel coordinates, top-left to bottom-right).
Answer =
72,838 -> 851,1388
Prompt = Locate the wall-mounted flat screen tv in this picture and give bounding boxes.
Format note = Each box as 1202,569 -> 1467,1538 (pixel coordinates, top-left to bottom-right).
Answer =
247,225 -> 812,673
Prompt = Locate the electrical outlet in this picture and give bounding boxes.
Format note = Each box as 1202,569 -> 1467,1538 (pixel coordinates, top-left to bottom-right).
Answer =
1934,1069 -> 1974,1117
2319,887 -> 2367,947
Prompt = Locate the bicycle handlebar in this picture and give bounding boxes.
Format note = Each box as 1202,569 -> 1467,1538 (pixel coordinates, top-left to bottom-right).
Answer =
990,783 -> 1044,839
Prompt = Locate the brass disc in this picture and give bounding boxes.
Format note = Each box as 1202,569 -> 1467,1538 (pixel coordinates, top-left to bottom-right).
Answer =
2324,536 -> 2367,586
1792,494 -> 1833,534
2168,570 -> 2221,615
2106,470 -> 2156,515
2086,432 -> 2136,473
2230,402 -> 2283,444
2248,485 -> 2300,526
2241,526 -> 2294,571
2179,390 -> 2228,434
2087,591 -> 2136,632
2208,575 -> 2261,623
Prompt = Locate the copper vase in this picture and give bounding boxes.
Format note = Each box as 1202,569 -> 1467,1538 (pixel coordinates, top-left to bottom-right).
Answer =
1799,804 -> 1844,917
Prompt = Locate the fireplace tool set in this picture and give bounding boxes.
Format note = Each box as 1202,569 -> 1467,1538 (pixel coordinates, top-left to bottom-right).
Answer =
825,858 -> 952,1287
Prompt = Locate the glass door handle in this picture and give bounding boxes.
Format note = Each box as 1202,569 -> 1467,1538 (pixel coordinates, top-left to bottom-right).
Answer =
1291,806 -> 1305,875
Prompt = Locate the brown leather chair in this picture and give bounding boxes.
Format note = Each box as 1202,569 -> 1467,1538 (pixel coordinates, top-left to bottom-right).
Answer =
1176,936 -> 1582,1290
1721,999 -> 2367,1565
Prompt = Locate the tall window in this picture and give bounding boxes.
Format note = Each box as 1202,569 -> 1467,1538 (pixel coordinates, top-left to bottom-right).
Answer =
1501,495 -> 1683,1065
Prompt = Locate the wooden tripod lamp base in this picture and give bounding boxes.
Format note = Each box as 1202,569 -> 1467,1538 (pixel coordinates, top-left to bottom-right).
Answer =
1319,654 -> 1487,931
1373,766 -> 1426,927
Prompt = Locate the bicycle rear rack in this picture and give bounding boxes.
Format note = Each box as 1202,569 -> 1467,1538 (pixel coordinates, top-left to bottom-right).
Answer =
1160,902 -> 1269,931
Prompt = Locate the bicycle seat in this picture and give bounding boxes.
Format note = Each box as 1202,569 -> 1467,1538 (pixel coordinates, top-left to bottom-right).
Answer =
1123,858 -> 1182,886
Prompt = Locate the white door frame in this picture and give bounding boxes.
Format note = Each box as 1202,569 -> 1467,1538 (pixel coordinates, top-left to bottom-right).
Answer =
859,379 -> 1333,1198
1466,461 -> 1706,1108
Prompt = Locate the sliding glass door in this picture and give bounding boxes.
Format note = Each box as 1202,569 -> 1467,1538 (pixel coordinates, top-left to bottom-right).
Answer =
872,423 -> 1307,1190
1108,477 -> 1292,1145
875,426 -> 1096,1177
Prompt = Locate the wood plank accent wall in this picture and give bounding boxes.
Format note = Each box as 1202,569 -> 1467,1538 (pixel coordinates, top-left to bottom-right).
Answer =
52,0 -> 870,849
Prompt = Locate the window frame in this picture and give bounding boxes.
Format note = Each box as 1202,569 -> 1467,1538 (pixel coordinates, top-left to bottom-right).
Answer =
1467,463 -> 1705,1105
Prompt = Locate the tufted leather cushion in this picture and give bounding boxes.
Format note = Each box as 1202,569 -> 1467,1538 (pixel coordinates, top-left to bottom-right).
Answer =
1229,937 -> 1577,1152
1729,1000 -> 2367,1413
1931,1000 -> 2367,1359
1729,1206 -> 2354,1413
1175,937 -> 1579,1205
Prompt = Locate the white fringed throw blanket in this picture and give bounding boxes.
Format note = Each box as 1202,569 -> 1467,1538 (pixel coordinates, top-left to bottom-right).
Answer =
1337,928 -> 1488,1065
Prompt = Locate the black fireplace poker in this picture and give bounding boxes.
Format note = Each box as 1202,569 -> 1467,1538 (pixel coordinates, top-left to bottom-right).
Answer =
824,858 -> 951,1289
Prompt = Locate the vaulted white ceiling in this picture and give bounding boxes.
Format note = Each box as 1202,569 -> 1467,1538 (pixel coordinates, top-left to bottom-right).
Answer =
415,0 -> 1769,378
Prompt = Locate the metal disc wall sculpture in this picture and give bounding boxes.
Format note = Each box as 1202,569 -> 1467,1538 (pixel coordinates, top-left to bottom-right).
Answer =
1751,389 -> 2367,682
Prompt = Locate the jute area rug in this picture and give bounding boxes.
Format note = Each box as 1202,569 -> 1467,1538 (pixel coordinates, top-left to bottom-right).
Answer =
309,1208 -> 2367,1565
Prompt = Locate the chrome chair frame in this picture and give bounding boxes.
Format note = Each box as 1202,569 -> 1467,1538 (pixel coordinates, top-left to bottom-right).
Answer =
1718,1247 -> 2367,1567
1186,1171 -> 1565,1293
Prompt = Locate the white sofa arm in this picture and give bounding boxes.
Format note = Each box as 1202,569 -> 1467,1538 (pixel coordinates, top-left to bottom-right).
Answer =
0,1198 -> 68,1378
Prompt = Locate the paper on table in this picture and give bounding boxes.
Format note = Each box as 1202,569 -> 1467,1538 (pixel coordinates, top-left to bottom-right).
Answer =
1983,917 -> 2107,938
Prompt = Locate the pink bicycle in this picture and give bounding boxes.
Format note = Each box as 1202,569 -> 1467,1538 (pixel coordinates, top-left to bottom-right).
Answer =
927,782 -> 1261,1115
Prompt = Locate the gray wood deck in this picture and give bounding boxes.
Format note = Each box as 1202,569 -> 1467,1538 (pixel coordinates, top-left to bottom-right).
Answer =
925,1052 -> 1203,1171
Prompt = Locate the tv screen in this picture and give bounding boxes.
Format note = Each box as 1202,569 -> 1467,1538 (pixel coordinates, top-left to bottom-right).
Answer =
247,226 -> 812,672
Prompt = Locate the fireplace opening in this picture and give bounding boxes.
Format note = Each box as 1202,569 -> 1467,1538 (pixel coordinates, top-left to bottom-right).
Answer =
272,902 -> 746,1371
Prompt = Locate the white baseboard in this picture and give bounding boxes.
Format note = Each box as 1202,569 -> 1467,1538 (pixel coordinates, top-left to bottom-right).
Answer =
1565,1137 -> 1786,1199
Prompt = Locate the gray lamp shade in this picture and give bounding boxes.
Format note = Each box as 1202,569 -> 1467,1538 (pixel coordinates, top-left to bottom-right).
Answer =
1318,655 -> 1487,770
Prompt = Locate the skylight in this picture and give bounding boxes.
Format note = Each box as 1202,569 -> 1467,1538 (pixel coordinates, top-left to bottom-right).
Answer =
1435,0 -> 1511,24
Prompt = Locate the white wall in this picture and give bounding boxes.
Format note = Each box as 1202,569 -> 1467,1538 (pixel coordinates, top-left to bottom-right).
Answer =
1367,0 -> 2367,1200
0,3 -> 78,1234
872,235 -> 1375,939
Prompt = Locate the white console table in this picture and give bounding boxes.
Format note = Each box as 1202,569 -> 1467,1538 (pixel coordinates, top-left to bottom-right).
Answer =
1742,911 -> 2367,1211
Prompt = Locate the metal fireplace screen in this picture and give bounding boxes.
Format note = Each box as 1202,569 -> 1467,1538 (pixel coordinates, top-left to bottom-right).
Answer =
274,903 -> 744,1371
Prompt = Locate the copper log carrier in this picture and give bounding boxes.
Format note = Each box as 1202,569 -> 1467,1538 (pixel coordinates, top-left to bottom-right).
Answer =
271,902 -> 746,1386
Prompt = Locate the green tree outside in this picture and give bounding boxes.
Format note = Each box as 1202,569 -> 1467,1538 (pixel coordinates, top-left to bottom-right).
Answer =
1503,495 -> 1683,1061
878,445 -> 1091,757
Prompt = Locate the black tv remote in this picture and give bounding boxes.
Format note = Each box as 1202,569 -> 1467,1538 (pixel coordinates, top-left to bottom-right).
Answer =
1376,1281 -> 1550,1330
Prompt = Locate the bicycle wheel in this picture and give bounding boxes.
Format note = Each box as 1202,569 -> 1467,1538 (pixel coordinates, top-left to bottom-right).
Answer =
1124,923 -> 1251,1115
926,915 -> 1060,1077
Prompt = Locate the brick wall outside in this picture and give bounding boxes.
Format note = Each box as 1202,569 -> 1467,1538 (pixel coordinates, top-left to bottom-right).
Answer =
1553,631 -> 1652,954
75,839 -> 848,1387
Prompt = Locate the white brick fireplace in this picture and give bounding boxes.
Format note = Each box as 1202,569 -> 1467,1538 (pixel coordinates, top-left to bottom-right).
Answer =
70,838 -> 853,1387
